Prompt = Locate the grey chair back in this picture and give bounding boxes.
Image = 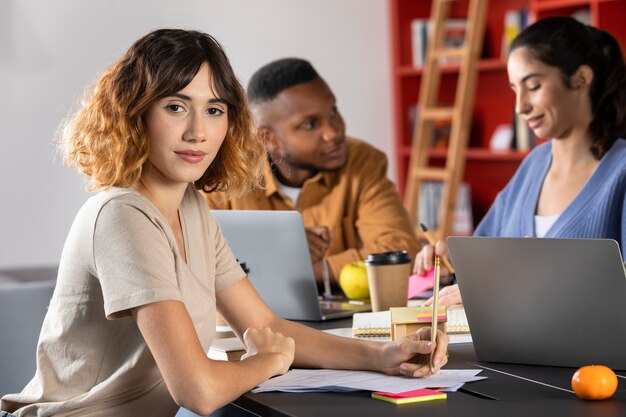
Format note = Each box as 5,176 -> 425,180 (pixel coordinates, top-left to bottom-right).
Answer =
0,279 -> 55,397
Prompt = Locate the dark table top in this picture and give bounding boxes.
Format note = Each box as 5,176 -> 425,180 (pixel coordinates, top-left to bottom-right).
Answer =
233,342 -> 626,417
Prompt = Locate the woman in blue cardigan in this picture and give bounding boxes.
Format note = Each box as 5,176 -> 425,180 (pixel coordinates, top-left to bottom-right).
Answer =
416,16 -> 626,307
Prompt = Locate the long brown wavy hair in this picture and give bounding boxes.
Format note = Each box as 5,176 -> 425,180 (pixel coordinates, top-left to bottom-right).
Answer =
61,29 -> 264,197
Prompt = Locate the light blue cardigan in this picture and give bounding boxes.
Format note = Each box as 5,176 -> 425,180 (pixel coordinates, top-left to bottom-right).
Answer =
475,138 -> 626,257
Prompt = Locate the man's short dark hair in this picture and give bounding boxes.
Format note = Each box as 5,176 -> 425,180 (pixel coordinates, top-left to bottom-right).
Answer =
247,58 -> 319,104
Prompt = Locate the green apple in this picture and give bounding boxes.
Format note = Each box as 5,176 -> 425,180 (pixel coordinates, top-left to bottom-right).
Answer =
339,261 -> 369,300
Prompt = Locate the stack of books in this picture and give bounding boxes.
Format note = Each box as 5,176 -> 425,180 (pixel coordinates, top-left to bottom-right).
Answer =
418,182 -> 473,236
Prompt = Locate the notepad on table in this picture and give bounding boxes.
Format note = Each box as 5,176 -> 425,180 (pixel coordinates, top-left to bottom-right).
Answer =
352,311 -> 391,337
208,337 -> 246,361
352,307 -> 469,337
372,388 -> 447,404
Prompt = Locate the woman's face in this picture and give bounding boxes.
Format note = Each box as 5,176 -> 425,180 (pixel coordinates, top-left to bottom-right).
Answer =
507,47 -> 588,141
143,64 -> 229,187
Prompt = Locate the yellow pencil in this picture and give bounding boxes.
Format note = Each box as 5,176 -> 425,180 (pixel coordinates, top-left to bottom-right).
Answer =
419,223 -> 455,274
429,255 -> 441,374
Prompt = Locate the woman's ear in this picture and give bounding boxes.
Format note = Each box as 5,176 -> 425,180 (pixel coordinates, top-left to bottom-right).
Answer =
571,65 -> 594,89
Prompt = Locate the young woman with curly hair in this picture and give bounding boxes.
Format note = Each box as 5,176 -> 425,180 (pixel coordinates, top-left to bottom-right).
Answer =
1,29 -> 448,417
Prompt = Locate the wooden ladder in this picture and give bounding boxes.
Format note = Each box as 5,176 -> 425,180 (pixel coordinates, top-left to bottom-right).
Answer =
403,0 -> 488,240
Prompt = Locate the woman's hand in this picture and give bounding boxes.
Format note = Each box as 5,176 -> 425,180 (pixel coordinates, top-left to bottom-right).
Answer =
379,327 -> 449,377
414,240 -> 450,276
422,284 -> 462,307
241,327 -> 295,375
414,240 -> 463,306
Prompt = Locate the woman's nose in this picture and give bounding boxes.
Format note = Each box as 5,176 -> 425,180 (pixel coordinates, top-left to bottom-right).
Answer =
183,113 -> 206,142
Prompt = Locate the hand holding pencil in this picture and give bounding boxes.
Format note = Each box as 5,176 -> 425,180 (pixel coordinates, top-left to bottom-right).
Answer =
419,223 -> 455,274
413,224 -> 463,307
413,234 -> 452,278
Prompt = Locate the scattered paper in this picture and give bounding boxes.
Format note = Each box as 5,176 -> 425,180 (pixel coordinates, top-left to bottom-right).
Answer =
253,368 -> 485,393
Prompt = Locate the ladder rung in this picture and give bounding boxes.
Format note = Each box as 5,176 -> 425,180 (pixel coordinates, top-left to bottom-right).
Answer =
412,168 -> 450,181
421,107 -> 455,120
431,47 -> 466,59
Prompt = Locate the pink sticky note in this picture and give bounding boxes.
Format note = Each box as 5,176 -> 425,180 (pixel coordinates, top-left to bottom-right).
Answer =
372,388 -> 447,404
408,269 -> 434,299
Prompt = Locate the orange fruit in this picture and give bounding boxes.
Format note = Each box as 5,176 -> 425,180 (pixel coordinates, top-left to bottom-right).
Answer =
571,365 -> 618,400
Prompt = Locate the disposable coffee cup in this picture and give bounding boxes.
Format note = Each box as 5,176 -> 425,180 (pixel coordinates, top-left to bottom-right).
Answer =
365,250 -> 411,312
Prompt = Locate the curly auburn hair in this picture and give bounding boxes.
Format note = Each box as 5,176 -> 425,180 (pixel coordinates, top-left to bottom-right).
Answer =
61,28 -> 264,197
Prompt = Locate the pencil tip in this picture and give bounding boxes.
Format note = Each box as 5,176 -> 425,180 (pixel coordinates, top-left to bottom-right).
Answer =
419,223 -> 428,231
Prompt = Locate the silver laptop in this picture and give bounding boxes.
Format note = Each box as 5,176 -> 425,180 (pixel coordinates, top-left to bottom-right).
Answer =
447,237 -> 626,369
211,210 -> 370,321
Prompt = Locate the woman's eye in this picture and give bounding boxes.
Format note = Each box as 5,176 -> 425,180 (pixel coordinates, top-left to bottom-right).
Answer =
167,104 -> 184,112
208,107 -> 225,116
529,84 -> 540,92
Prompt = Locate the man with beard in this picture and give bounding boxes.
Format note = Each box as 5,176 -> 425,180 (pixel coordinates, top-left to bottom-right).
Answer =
203,58 -> 419,287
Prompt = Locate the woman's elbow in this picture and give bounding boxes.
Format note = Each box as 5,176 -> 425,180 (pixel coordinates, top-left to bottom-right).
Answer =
174,393 -> 223,417
170,379 -> 225,416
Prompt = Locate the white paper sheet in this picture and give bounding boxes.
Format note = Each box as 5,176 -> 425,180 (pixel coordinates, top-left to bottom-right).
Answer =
253,369 -> 485,393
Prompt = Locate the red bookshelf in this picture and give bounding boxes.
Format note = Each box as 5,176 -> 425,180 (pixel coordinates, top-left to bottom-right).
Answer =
389,0 -> 626,226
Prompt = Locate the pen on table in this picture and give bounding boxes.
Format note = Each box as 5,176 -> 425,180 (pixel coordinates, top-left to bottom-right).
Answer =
322,257 -> 332,300
419,223 -> 455,275
429,255 -> 441,375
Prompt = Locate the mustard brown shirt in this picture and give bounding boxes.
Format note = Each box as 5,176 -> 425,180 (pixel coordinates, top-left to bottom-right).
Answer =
203,137 -> 420,277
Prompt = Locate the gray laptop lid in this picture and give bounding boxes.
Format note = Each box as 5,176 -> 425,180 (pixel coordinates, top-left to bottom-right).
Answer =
447,237 -> 626,369
211,210 -> 369,321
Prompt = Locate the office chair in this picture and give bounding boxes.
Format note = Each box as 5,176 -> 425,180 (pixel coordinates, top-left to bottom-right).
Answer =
0,279 -> 55,396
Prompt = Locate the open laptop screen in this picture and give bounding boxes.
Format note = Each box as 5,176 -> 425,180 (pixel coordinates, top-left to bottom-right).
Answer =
448,237 -> 626,369
211,210 -> 369,321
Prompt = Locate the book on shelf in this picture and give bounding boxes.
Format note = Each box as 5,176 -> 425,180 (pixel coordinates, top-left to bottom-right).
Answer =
407,104 -> 452,148
411,18 -> 467,67
208,337 -> 246,361
418,182 -> 473,236
501,9 -> 528,59
512,112 -> 537,151
432,118 -> 452,149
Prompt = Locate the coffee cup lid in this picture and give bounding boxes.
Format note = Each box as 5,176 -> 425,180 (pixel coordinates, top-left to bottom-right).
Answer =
365,250 -> 411,266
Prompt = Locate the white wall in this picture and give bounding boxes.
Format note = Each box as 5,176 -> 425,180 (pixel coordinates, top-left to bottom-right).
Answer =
0,0 -> 395,268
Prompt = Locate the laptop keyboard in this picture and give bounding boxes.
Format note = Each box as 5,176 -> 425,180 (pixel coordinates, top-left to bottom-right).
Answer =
319,300 -> 370,313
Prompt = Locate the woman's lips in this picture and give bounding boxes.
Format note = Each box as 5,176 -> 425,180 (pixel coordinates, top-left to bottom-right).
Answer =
526,115 -> 544,130
175,150 -> 207,164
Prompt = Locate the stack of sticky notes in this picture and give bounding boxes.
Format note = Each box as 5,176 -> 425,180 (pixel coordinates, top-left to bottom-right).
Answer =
371,388 -> 447,404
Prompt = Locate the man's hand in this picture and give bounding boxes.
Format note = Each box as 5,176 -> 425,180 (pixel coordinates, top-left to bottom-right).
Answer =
305,226 -> 331,264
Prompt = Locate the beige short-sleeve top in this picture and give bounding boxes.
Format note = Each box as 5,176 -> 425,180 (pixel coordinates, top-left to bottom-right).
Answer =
1,185 -> 244,417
